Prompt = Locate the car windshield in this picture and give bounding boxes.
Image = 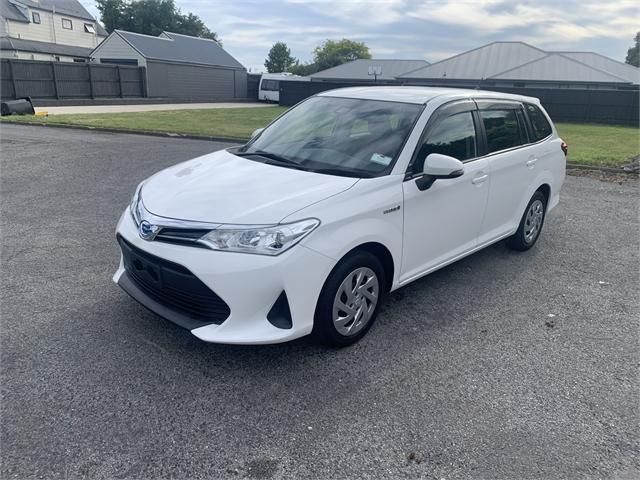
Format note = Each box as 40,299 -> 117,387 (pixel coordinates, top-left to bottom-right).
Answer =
236,96 -> 423,177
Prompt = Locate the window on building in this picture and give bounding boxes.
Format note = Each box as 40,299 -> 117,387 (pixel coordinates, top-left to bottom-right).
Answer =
480,109 -> 526,153
414,111 -> 477,173
84,23 -> 95,33
62,18 -> 72,29
32,11 -> 41,23
524,104 -> 552,141
73,58 -> 86,63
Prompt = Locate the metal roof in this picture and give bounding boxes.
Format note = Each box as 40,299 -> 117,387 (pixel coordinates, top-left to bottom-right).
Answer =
0,35 -> 93,57
557,51 -> 640,84
400,42 -> 547,80
0,0 -> 108,34
490,53 -> 631,84
310,59 -> 430,81
3,0 -> 94,21
0,0 -> 29,22
399,41 -> 640,85
112,30 -> 244,69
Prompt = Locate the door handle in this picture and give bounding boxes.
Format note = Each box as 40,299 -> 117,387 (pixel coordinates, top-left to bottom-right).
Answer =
526,158 -> 538,167
472,174 -> 488,185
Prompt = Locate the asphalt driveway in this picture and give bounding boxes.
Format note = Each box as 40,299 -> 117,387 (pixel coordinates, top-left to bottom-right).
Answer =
1,124 -> 638,480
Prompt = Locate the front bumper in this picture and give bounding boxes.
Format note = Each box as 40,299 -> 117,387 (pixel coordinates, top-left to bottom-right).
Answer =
113,210 -> 336,344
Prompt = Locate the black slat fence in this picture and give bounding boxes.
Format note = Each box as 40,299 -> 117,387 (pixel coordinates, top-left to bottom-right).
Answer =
278,80 -> 640,126
1,59 -> 147,100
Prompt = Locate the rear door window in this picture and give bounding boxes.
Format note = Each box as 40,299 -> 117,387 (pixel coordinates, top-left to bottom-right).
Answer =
525,103 -> 553,141
480,109 -> 526,153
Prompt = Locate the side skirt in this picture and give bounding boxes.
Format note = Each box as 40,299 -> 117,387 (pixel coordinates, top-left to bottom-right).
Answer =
393,230 -> 515,290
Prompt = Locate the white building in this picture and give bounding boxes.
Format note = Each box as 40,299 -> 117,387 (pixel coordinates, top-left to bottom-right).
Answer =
0,0 -> 107,62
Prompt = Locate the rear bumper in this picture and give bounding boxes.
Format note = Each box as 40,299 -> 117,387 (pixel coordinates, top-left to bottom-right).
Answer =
113,210 -> 336,344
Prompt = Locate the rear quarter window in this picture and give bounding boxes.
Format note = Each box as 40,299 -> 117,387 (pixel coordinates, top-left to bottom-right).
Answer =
525,103 -> 553,141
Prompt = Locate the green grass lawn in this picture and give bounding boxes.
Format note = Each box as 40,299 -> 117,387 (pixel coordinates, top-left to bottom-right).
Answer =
555,123 -> 639,167
1,106 -> 288,141
2,107 -> 638,167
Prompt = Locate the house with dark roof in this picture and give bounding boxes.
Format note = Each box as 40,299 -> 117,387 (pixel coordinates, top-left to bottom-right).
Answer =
398,41 -> 639,90
0,0 -> 107,62
90,30 -> 247,100
309,58 -> 430,83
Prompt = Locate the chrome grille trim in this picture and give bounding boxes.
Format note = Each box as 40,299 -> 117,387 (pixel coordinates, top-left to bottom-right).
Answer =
133,197 -> 222,231
132,196 -> 220,244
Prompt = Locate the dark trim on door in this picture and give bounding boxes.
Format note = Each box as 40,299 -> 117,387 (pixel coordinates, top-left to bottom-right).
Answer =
404,99 -> 479,179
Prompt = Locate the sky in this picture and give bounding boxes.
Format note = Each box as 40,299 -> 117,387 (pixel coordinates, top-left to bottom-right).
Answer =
80,0 -> 639,72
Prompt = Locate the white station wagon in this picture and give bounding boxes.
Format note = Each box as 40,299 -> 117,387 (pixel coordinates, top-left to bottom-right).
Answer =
114,87 -> 567,346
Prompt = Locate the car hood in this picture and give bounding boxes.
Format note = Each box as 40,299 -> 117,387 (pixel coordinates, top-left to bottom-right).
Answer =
140,149 -> 358,224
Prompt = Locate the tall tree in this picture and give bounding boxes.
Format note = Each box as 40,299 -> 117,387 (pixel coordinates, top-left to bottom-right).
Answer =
313,39 -> 371,71
95,0 -> 220,44
95,0 -> 125,32
625,32 -> 639,67
264,42 -> 296,73
288,61 -> 319,76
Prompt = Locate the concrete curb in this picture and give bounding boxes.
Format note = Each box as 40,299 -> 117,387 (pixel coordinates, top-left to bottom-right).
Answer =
2,120 -> 637,174
0,120 -> 248,144
565,164 -> 635,174
32,98 -> 260,108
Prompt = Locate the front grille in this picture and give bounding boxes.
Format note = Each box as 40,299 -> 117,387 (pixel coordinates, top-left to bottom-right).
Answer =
155,228 -> 210,248
118,236 -> 230,325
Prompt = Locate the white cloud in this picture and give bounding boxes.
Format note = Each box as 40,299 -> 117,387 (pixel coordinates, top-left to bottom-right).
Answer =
408,0 -> 638,44
80,0 -> 637,71
286,0 -> 407,25
408,1 -> 542,31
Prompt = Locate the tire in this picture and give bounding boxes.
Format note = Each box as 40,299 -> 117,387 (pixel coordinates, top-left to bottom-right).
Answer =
313,250 -> 386,347
507,191 -> 547,251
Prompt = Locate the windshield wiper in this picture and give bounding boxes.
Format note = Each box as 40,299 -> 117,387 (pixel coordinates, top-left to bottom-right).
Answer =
235,150 -> 294,163
235,150 -> 374,177
309,168 -> 374,178
234,150 -> 307,170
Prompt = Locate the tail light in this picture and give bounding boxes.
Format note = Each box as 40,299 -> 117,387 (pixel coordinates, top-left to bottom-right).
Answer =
561,141 -> 568,156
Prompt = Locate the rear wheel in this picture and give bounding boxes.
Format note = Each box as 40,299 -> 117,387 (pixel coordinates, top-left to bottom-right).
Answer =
507,191 -> 547,251
313,251 -> 385,346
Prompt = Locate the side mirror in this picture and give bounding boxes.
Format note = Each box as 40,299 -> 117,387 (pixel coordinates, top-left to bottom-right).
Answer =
416,153 -> 464,191
251,127 -> 264,139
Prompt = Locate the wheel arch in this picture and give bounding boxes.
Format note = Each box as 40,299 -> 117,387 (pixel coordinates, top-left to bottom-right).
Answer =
345,242 -> 395,292
516,172 -> 553,220
536,183 -> 551,204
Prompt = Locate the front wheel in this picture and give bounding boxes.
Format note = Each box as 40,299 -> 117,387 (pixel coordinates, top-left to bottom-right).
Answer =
507,191 -> 547,251
313,251 -> 385,347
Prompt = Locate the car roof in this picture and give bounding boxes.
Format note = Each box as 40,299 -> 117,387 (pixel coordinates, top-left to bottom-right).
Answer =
317,86 -> 540,105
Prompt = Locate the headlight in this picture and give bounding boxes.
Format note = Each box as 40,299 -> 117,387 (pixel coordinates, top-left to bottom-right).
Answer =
129,182 -> 145,224
197,218 -> 320,256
